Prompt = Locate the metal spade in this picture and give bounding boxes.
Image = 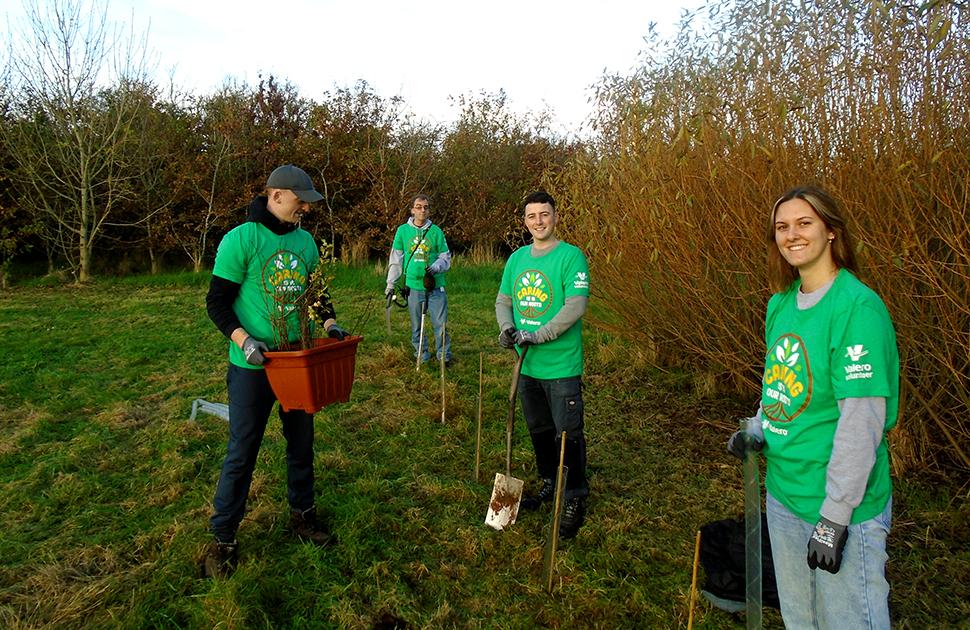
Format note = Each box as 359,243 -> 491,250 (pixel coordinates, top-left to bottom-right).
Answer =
484,345 -> 529,530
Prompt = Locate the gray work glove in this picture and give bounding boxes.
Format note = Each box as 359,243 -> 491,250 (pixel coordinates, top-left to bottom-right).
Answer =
727,430 -> 764,460
384,286 -> 394,299
513,329 -> 538,347
807,516 -> 848,574
498,328 -> 517,349
242,336 -> 269,366
327,324 -> 349,341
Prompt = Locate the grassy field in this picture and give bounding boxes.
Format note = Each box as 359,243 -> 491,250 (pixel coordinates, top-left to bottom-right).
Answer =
0,263 -> 966,628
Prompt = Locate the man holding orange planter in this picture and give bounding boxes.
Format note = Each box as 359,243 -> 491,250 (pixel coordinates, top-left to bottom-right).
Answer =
202,164 -> 349,578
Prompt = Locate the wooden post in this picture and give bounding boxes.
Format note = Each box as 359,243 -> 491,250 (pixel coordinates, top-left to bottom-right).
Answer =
439,322 -> 447,424
688,529 -> 701,629
475,352 -> 483,481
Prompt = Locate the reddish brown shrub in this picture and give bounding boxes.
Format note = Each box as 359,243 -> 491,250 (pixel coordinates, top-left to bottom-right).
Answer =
554,0 -> 969,474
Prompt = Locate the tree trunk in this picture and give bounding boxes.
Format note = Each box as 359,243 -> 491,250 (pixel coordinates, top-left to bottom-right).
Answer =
79,202 -> 92,283
79,242 -> 92,283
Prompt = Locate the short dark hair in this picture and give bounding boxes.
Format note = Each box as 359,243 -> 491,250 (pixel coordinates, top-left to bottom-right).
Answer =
412,194 -> 430,207
522,190 -> 556,211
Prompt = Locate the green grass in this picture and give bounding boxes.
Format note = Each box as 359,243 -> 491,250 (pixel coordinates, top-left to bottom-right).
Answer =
0,264 -> 966,628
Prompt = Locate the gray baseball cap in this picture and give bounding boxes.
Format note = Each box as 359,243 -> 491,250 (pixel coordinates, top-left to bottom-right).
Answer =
266,164 -> 324,203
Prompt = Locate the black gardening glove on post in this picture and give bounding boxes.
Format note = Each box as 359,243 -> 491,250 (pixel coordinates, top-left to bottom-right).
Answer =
807,517 -> 848,574
727,430 -> 764,460
423,269 -> 436,292
327,324 -> 349,341
242,336 -> 269,366
498,328 -> 517,349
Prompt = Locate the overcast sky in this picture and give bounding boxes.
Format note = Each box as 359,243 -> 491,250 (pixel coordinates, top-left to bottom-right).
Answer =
2,0 -> 703,135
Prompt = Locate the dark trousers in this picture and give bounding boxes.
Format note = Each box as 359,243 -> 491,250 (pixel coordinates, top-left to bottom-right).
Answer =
209,364 -> 315,542
518,374 -> 589,500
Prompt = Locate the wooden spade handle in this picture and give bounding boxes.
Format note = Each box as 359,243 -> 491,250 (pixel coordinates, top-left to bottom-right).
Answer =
505,346 -> 529,476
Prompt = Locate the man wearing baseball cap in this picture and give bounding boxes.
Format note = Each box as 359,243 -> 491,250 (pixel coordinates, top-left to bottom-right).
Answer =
202,164 -> 348,578
265,163 -> 325,203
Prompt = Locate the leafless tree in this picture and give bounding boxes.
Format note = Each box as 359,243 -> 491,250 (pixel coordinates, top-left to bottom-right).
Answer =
1,0 -> 152,282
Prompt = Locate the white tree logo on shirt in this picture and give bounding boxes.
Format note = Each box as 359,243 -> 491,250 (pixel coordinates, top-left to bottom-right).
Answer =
776,338 -> 800,367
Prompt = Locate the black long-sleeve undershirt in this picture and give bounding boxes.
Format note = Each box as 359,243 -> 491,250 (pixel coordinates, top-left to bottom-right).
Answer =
206,274 -> 243,339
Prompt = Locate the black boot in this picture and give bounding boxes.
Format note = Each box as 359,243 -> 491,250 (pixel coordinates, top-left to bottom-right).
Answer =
559,497 -> 586,539
289,507 -> 335,546
520,477 -> 555,511
202,539 -> 238,578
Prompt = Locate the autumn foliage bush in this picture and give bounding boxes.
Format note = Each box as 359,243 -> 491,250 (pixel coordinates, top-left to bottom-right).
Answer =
553,0 -> 969,475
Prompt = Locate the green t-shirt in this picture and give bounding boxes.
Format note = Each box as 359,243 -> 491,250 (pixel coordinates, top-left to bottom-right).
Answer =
499,242 -> 590,379
761,269 -> 899,524
391,222 -> 449,290
212,222 -> 320,369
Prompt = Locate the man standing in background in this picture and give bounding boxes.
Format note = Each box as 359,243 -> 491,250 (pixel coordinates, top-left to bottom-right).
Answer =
385,194 -> 453,366
496,190 -> 591,539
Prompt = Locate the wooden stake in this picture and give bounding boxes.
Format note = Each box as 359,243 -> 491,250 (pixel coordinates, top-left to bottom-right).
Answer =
416,309 -> 424,372
475,351 -> 483,481
439,321 -> 446,424
688,529 -> 701,630
544,431 -> 568,593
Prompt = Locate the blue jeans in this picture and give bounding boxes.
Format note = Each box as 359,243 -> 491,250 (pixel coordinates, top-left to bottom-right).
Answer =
517,374 -> 588,500
407,287 -> 451,362
766,492 -> 891,629
209,364 -> 316,542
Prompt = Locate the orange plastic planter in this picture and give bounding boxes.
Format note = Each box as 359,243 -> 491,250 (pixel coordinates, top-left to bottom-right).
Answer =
263,336 -> 362,413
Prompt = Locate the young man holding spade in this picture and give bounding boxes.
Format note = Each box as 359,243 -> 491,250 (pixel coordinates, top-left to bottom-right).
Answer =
495,191 -> 591,538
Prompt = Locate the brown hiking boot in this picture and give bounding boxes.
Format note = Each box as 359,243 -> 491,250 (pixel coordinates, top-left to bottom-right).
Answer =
202,540 -> 238,578
289,507 -> 334,546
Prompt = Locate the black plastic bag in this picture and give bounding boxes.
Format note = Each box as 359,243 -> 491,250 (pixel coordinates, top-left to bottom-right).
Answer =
699,513 -> 780,612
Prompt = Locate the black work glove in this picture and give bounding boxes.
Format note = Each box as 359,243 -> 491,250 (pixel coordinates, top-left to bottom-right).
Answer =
513,329 -> 538,347
327,324 -> 349,341
242,336 -> 269,366
498,328 -> 517,349
423,269 -> 436,292
727,430 -> 765,460
807,516 -> 848,574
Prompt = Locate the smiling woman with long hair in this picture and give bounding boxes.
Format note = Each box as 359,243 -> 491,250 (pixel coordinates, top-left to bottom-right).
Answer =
727,185 -> 899,628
